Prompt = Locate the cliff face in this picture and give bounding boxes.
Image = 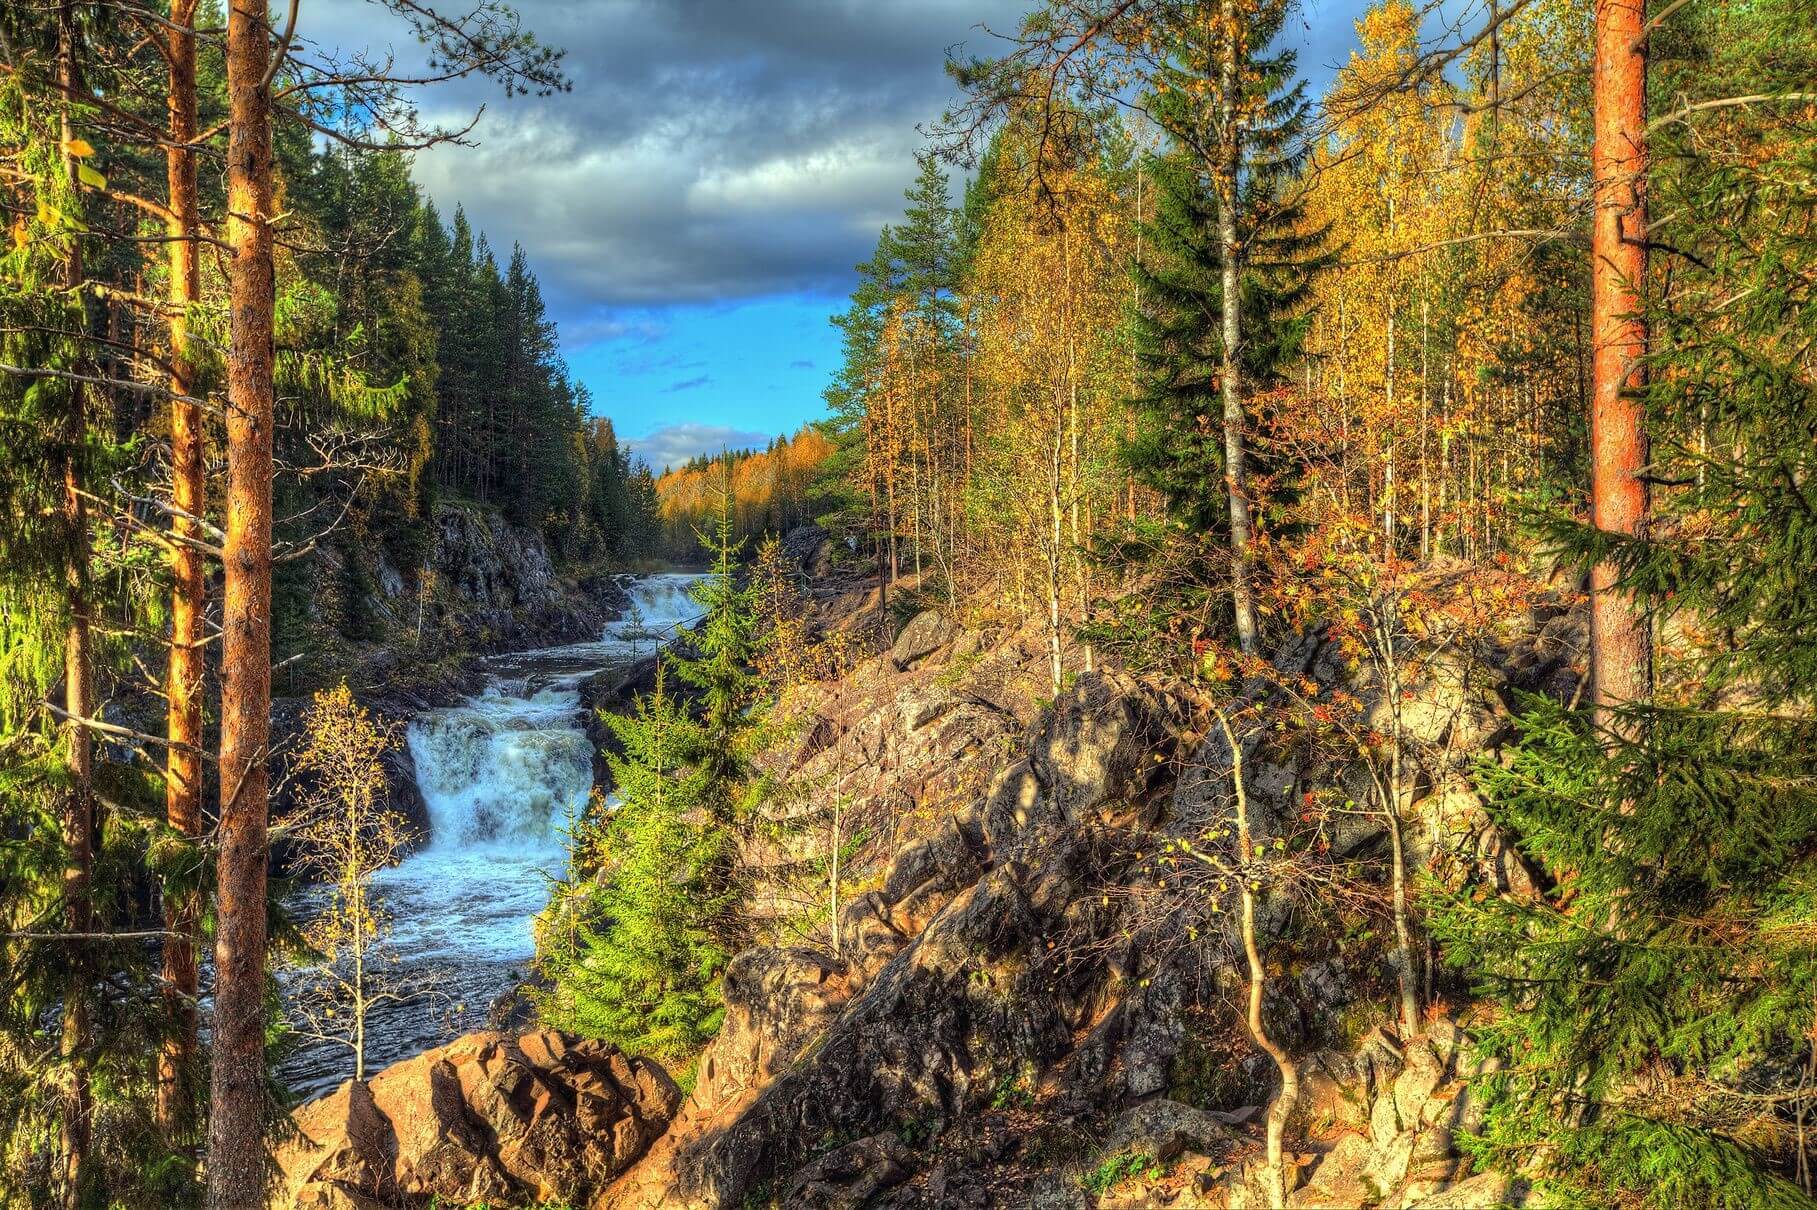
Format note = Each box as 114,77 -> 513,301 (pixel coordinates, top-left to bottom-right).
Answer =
304,501 -> 628,687
418,503 -> 630,654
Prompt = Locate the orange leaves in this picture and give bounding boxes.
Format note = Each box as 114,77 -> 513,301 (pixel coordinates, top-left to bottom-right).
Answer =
653,427 -> 833,541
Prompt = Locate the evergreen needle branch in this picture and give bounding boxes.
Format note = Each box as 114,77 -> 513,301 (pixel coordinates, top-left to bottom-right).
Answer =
0,363 -> 216,411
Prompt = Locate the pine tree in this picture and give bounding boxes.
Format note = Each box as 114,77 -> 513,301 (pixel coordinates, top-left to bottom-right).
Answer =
823,230 -> 904,600
0,42 -> 163,1202
208,0 -> 279,1197
1427,75 -> 1817,1207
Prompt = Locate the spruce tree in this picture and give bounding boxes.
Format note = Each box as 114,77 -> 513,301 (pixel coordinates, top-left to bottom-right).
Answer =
1124,145 -> 1322,532
670,483 -> 765,835
535,667 -> 731,1062
535,488 -> 762,1062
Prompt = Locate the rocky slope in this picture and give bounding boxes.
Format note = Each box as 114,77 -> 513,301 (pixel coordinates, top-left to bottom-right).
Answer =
276,538 -> 1586,1209
597,575 -> 1580,1207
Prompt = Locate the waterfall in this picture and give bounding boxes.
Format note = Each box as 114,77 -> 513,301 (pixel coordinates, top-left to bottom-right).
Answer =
279,573 -> 703,1098
407,687 -> 593,848
404,572 -> 704,854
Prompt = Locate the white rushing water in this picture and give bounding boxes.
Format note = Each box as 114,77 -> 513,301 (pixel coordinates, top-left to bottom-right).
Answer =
279,572 -> 703,1097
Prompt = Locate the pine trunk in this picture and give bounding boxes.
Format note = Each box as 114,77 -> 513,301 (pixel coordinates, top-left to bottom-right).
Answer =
1589,0 -> 1652,713
207,0 -> 277,1201
158,0 -> 204,1145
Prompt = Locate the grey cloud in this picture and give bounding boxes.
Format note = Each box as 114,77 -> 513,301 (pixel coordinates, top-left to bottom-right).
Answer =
664,375 -> 712,393
562,314 -> 670,345
789,359 -> 815,370
308,0 -> 1026,313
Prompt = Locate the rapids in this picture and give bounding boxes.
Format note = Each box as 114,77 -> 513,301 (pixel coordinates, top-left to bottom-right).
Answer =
277,572 -> 703,1099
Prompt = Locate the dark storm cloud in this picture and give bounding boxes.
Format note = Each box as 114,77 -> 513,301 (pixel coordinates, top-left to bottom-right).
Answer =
309,0 -> 1026,316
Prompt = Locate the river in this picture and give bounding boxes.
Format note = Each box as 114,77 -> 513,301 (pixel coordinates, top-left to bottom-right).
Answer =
276,573 -> 703,1100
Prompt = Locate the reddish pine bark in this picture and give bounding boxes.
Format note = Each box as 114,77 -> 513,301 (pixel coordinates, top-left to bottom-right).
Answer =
159,0 -> 204,1145
206,0 -> 276,1202
1589,0 -> 1652,712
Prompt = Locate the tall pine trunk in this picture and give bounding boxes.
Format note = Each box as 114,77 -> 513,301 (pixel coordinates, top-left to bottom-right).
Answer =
1589,0 -> 1651,713
53,5 -> 95,1202
158,0 -> 204,1145
207,0 -> 277,1201
1218,0 -> 1259,655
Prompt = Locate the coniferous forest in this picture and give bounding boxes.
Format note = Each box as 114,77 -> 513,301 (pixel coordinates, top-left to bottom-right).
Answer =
2,0 -> 1815,1208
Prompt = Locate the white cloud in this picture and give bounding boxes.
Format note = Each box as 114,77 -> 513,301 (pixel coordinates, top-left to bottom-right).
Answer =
626,423 -> 778,473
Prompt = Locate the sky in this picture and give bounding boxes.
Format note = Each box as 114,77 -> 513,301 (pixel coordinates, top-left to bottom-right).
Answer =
306,0 -> 1387,472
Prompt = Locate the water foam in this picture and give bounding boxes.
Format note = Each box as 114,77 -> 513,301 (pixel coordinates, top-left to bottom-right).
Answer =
389,572 -> 704,959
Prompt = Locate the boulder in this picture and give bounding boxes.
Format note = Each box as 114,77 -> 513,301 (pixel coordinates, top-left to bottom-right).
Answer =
781,522 -> 835,579
1291,1132 -> 1375,1208
1034,672 -> 1179,823
1100,1099 -> 1232,1163
275,1030 -> 680,1209
692,948 -> 850,1115
600,673 -> 1199,1209
592,596 -> 1566,1208
892,609 -> 960,669
1392,1040 -> 1448,1126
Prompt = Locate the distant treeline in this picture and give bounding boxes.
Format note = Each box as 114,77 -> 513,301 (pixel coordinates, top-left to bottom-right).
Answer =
414,205 -> 662,564
653,428 -> 835,557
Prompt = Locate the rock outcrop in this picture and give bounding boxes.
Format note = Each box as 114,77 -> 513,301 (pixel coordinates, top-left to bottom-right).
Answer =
276,1030 -> 680,1209
605,669 -> 1197,1208
598,584 -> 1582,1207
421,502 -> 630,651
